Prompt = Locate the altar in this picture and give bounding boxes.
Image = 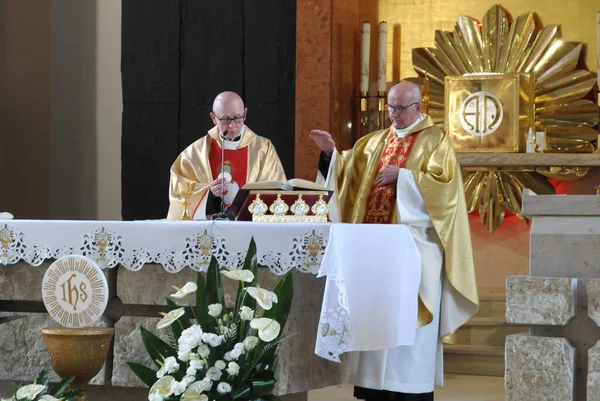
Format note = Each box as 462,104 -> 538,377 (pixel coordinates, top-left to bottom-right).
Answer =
0,219 -> 421,400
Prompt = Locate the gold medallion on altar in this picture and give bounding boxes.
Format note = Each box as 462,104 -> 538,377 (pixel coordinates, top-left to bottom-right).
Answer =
42,255 -> 109,328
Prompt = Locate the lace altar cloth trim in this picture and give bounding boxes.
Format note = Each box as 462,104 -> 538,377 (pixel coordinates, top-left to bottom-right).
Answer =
0,219 -> 421,363
0,220 -> 330,274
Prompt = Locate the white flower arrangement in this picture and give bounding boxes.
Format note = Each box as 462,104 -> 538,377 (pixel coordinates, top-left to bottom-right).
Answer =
128,238 -> 293,401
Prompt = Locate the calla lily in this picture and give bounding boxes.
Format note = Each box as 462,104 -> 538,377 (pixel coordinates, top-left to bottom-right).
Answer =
39,396 -> 60,401
16,384 -> 46,400
171,282 -> 198,298
250,318 -> 281,342
181,381 -> 209,401
156,308 -> 185,329
148,375 -> 175,399
246,287 -> 278,310
220,267 -> 254,283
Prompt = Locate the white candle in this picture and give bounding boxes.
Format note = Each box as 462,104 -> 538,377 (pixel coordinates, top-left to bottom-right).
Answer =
378,21 -> 388,93
360,22 -> 371,93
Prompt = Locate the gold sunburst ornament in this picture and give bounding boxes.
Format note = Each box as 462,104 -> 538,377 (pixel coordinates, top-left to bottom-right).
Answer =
412,5 -> 599,233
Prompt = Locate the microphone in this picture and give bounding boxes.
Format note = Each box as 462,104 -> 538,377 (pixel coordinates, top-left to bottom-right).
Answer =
210,129 -> 234,221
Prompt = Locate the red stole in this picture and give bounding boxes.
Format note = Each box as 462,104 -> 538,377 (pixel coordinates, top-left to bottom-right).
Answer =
208,142 -> 249,187
363,132 -> 418,224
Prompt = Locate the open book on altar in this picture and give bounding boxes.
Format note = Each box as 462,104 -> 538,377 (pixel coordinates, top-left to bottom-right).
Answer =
227,179 -> 334,222
240,178 -> 327,191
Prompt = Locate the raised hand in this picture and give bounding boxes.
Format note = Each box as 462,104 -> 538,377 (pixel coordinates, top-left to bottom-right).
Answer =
309,129 -> 336,153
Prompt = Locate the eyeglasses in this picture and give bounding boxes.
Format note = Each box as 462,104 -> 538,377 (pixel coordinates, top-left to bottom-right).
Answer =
213,113 -> 246,124
387,102 -> 419,114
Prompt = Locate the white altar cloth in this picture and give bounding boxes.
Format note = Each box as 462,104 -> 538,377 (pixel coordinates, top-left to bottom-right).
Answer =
0,219 -> 421,362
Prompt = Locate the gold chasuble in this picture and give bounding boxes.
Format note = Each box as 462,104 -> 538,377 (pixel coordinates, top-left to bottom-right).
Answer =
167,126 -> 286,220
333,116 -> 478,341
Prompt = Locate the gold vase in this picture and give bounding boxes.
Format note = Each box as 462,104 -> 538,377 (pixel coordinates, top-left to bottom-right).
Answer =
41,327 -> 115,401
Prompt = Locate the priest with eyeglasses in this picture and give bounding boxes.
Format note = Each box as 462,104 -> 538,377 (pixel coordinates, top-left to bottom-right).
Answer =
167,91 -> 286,220
310,80 -> 479,401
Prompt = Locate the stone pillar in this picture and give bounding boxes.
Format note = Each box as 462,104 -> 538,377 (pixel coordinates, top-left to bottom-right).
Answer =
505,276 -> 578,399
511,191 -> 600,400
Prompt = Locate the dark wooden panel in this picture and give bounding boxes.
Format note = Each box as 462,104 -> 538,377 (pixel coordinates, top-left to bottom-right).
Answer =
121,0 -> 181,103
178,0 -> 243,148
243,0 -> 296,177
121,104 -> 179,220
121,1 -> 297,219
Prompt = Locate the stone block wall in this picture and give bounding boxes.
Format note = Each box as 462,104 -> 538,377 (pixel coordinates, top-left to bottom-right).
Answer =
0,263 -> 342,398
505,276 -> 600,400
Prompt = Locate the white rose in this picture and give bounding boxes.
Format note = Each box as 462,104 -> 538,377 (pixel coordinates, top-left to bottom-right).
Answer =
226,361 -> 240,376
208,303 -> 223,318
201,377 -> 213,392
169,380 -> 187,396
205,367 -> 222,381
234,342 -> 245,352
190,359 -> 203,370
202,333 -> 224,348
214,360 -> 226,370
197,343 -> 210,358
182,375 -> 196,387
230,348 -> 243,360
178,325 -> 204,354
156,356 -> 179,378
217,382 -> 232,394
186,366 -> 196,376
243,336 -> 259,351
164,357 -> 180,373
224,352 -> 233,361
239,306 -> 254,321
178,349 -> 192,362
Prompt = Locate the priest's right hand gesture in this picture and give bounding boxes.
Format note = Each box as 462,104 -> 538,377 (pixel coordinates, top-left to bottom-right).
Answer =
209,178 -> 226,198
310,129 -> 335,154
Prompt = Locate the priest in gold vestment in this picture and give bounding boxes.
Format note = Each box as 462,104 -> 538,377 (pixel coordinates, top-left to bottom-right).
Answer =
310,81 -> 478,401
167,91 -> 286,220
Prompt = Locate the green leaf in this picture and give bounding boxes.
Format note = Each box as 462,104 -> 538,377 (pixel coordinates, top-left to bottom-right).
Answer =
206,256 -> 224,306
235,238 -> 258,314
206,256 -> 224,333
140,326 -> 177,368
126,362 -> 157,387
252,379 -> 275,397
48,376 -> 75,397
195,272 -> 209,328
230,385 -> 252,400
264,273 -> 294,331
34,368 -> 49,387
0,315 -> 25,325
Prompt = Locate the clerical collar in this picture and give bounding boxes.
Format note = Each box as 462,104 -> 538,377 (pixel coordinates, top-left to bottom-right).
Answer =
394,115 -> 425,138
220,126 -> 246,150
